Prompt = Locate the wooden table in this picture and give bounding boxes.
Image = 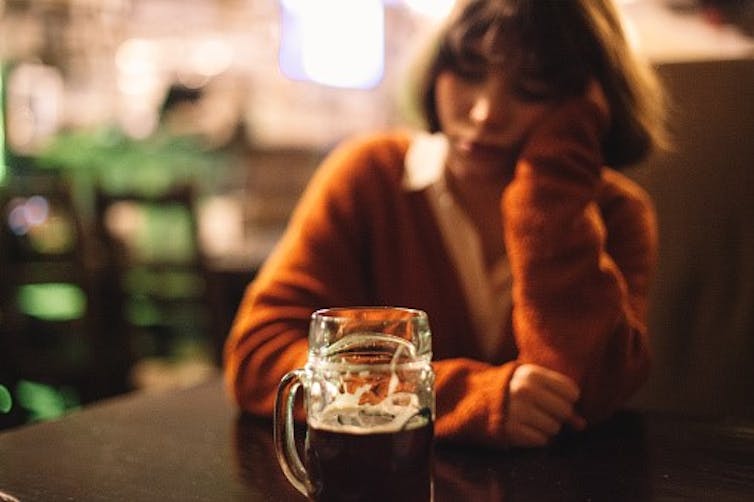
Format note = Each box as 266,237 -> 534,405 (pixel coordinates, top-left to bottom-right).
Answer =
1,377 -> 752,501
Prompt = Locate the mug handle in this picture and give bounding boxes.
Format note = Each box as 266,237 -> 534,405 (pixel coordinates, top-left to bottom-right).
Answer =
274,369 -> 311,496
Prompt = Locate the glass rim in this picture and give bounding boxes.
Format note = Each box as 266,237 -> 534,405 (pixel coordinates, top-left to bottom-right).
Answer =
311,306 -> 428,321
305,357 -> 432,372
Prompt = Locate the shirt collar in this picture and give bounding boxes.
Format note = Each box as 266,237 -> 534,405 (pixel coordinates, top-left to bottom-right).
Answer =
402,132 -> 448,191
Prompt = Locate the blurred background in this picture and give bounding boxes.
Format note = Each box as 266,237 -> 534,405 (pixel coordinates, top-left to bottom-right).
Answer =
0,0 -> 752,430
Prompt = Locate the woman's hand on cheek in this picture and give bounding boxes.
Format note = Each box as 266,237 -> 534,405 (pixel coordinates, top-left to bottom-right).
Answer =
517,81 -> 610,163
504,364 -> 587,447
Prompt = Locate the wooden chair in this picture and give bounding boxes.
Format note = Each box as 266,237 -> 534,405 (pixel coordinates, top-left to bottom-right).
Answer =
0,173 -> 131,422
93,184 -> 221,388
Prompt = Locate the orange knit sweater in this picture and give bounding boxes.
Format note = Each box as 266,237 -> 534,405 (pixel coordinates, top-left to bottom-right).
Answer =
224,99 -> 657,448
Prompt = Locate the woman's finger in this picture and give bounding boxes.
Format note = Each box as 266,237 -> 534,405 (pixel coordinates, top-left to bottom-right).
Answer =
567,413 -> 588,431
509,396 -> 562,437
531,386 -> 577,424
506,421 -> 550,448
525,365 -> 581,403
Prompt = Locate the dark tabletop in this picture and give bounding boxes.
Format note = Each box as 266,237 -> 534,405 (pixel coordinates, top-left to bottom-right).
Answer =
1,377 -> 752,501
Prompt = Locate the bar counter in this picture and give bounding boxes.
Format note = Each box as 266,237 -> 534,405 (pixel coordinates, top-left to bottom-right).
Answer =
1,377 -> 752,501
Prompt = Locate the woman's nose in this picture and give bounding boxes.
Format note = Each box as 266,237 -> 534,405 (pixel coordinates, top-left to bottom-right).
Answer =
469,95 -> 491,123
469,89 -> 510,128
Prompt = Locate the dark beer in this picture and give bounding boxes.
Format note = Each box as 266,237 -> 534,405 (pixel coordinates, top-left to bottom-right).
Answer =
305,420 -> 433,502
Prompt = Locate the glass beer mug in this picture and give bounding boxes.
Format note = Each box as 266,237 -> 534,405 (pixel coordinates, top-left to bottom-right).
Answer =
274,307 -> 435,501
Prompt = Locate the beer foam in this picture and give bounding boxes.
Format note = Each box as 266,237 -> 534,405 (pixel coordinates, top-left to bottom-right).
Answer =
310,342 -> 424,434
309,332 -> 430,434
309,391 -> 427,435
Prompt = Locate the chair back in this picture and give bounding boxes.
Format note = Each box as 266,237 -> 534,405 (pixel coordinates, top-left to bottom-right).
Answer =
0,172 -> 131,421
93,184 -> 218,376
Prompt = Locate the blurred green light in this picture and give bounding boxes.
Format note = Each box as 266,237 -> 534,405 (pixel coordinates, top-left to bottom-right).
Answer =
16,283 -> 87,321
0,384 -> 12,413
16,380 -> 79,422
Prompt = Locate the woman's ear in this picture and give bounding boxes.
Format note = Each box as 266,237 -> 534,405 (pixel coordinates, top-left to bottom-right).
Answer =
585,79 -> 611,125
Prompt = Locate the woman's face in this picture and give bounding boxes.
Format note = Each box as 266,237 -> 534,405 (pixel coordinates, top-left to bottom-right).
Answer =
435,67 -> 556,182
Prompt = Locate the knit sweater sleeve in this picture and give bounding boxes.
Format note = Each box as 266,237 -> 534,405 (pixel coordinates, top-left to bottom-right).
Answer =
502,98 -> 656,423
432,358 -> 519,447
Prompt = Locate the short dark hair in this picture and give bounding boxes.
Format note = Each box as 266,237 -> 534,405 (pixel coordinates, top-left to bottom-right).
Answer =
411,0 -> 669,168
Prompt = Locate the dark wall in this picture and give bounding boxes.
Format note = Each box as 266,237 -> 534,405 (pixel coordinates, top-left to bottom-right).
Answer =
627,58 -> 754,418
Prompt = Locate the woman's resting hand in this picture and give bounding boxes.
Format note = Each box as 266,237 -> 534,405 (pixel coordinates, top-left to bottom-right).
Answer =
504,363 -> 587,447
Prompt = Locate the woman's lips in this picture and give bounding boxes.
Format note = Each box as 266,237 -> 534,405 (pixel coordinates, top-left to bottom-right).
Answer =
450,139 -> 519,180
457,139 -> 513,159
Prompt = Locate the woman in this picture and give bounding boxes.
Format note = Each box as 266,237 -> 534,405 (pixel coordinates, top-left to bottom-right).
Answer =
224,0 -> 667,448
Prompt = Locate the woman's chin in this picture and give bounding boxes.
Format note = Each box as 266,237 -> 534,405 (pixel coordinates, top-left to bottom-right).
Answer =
448,144 -> 519,183
451,158 -> 516,184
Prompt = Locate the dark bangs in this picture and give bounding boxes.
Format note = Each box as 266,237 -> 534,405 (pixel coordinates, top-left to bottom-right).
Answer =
423,0 -> 603,129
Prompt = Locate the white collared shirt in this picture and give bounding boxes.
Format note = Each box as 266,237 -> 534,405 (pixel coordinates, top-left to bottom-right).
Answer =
403,132 -> 513,361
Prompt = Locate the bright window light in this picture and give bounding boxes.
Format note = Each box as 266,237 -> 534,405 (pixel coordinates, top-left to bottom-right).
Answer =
404,0 -> 456,20
279,0 -> 385,89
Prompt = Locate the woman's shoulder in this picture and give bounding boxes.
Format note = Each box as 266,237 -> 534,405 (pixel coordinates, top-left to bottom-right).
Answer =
321,129 -> 414,181
299,129 -> 416,210
335,129 -> 414,152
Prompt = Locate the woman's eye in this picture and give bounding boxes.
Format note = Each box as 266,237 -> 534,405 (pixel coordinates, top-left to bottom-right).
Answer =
455,67 -> 486,82
451,52 -> 488,82
514,82 -> 555,102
